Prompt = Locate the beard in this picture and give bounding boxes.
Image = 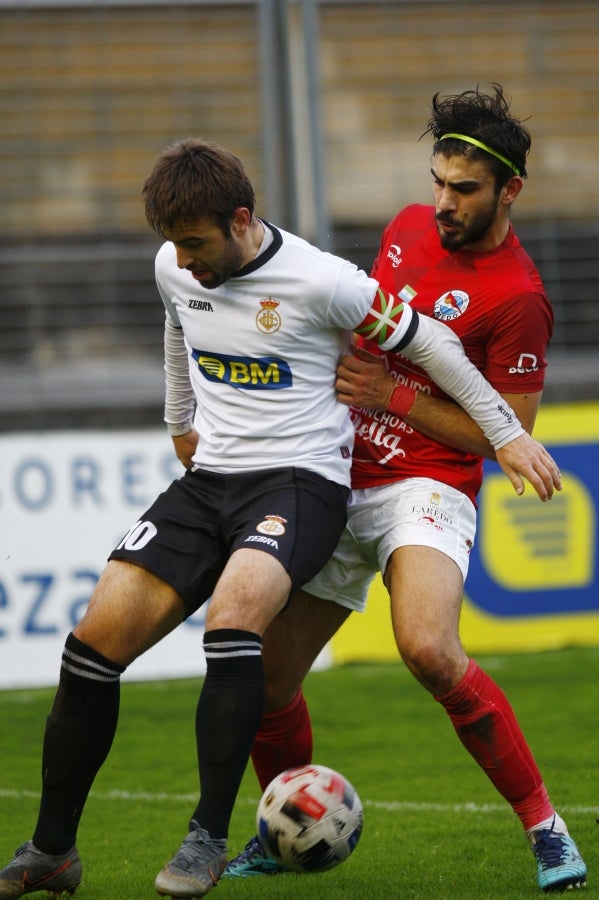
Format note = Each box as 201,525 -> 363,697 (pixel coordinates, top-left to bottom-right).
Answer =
436,198 -> 500,251
189,237 -> 246,290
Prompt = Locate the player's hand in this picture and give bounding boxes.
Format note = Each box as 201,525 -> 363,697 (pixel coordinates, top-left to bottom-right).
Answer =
171,428 -> 200,469
336,345 -> 395,409
495,433 -> 562,501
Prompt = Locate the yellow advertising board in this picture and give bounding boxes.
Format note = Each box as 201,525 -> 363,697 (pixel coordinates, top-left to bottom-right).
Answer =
330,402 -> 599,663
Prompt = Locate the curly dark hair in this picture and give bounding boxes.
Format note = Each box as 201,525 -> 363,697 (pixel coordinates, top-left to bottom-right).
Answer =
421,84 -> 531,184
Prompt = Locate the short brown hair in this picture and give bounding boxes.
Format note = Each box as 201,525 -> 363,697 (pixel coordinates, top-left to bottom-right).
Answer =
143,138 -> 256,236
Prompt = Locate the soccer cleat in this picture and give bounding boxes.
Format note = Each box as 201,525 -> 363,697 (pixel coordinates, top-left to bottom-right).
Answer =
154,822 -> 227,898
529,819 -> 587,893
223,835 -> 287,878
0,841 -> 81,899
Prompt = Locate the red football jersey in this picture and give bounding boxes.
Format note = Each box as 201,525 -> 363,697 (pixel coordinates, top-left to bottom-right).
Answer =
350,204 -> 554,504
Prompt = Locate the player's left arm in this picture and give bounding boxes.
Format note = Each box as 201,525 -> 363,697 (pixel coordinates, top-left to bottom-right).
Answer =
334,267 -> 558,498
336,345 -> 541,458
352,299 -> 560,500
337,344 -> 558,500
490,389 -> 560,501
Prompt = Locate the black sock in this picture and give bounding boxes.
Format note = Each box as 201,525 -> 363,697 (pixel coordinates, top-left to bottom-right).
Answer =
191,629 -> 264,840
32,632 -> 125,854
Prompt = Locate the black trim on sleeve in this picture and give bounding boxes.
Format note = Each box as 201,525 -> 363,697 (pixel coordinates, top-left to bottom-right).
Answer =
388,309 -> 420,352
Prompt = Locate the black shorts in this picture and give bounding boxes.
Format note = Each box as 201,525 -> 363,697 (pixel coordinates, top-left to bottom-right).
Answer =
109,466 -> 348,616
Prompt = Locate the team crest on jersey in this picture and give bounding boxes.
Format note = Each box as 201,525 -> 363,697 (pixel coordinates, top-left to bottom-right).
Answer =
256,297 -> 282,334
434,290 -> 469,322
256,514 -> 287,537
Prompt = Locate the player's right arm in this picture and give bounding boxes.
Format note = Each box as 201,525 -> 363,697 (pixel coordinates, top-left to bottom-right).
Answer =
163,314 -> 199,468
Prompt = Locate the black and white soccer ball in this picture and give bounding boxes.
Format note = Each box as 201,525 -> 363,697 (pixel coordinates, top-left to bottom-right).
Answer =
256,764 -> 363,874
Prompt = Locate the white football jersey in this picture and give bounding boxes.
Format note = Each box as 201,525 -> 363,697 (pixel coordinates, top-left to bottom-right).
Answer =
155,222 -> 383,485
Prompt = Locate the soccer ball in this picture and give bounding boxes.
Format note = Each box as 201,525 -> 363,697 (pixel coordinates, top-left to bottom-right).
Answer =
256,764 -> 363,874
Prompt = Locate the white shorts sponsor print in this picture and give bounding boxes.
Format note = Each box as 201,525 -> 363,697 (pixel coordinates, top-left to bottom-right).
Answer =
303,477 -> 476,612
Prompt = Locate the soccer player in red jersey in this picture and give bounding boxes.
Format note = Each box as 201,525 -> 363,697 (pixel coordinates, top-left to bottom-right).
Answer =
226,86 -> 587,893
2,134 -> 560,900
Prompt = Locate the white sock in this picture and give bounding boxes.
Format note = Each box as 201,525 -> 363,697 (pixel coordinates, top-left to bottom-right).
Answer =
527,812 -> 568,838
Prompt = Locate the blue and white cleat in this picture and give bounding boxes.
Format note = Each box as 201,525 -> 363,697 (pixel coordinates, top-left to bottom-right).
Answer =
223,835 -> 287,878
529,819 -> 587,893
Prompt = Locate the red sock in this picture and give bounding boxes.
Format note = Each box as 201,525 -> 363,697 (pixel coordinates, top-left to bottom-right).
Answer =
436,659 -> 554,830
251,688 -> 313,792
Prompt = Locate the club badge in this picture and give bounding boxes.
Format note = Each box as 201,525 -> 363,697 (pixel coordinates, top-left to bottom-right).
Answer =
256,514 -> 287,536
434,290 -> 469,322
256,297 -> 282,334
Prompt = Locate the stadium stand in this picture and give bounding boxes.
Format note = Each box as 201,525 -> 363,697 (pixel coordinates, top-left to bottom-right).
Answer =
1,1 -> 597,430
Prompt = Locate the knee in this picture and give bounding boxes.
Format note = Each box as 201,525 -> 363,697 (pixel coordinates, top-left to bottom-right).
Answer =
396,635 -> 466,696
262,671 -> 301,713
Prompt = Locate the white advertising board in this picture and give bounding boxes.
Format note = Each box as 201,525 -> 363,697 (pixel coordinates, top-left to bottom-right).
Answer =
0,430 -> 210,688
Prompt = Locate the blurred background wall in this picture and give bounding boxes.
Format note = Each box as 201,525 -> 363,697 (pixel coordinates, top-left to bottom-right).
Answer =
1,0 -> 598,432
1,0 -> 598,680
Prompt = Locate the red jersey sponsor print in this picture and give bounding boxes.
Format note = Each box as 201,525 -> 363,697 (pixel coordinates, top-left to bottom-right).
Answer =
351,204 -> 554,505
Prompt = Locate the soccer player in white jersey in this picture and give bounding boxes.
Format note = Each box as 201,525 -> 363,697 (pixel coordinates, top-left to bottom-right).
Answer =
0,138 -> 561,900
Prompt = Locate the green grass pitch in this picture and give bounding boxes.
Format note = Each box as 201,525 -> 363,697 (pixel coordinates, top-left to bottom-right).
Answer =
0,648 -> 597,898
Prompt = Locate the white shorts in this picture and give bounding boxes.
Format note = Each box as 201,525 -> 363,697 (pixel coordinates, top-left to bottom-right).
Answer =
303,477 -> 477,612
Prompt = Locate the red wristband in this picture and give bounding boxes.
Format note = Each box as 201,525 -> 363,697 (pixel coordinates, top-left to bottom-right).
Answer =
387,383 -> 416,419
